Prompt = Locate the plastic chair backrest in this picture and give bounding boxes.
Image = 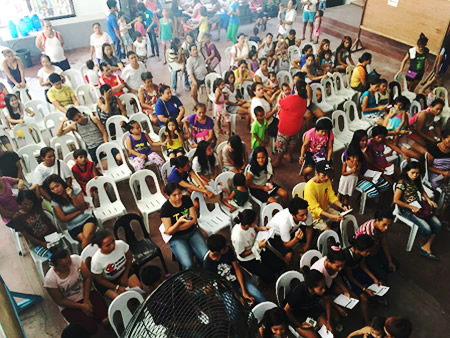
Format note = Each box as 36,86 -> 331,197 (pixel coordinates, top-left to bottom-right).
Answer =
161,162 -> 174,184
215,172 -> 235,193
275,271 -> 304,306
299,249 -> 323,269
86,175 -> 120,207
108,290 -> 144,337
409,101 -> 421,117
63,151 -> 76,169
11,85 -> 31,104
261,203 -> 283,226
129,169 -> 163,204
120,93 -> 142,117
389,81 -> 401,101
18,144 -> 41,173
96,142 -> 127,173
332,110 -> 350,136
106,115 -> 129,142
321,77 -> 337,100
75,84 -> 98,107
24,99 -> 49,119
63,69 -> 84,90
433,87 -> 449,107
129,112 -> 159,140
333,72 -> 345,92
81,244 -> 99,264
276,71 -> 292,86
114,213 -> 149,244
310,83 -> 324,104
248,41 -> 258,51
216,140 -> 228,165
13,123 -> 45,145
76,105 -> 95,117
44,112 -> 66,135
394,72 -> 408,93
205,73 -> 222,95
345,65 -> 355,84
187,148 -> 196,160
317,230 -> 340,256
225,46 -> 232,68
252,301 -> 277,323
292,182 -> 306,198
344,100 -> 364,124
191,191 -> 221,217
340,215 -> 358,248
423,152 -> 431,183
50,134 -> 79,160
288,46 -> 300,62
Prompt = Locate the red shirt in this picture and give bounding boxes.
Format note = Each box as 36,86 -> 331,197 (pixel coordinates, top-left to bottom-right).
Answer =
278,95 -> 308,136
99,74 -> 125,97
72,161 -> 95,194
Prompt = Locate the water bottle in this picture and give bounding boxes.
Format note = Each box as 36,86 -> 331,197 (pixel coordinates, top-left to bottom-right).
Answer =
31,14 -> 42,31
17,19 -> 29,37
24,16 -> 33,33
8,21 -> 18,39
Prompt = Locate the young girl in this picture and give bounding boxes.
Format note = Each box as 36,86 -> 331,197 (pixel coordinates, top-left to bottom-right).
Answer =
4,93 -> 35,127
192,140 -> 219,185
223,70 -> 251,123
313,10 -> 324,44
393,160 -> 441,260
118,11 -> 134,54
246,146 -> 288,205
338,147 -> 360,207
399,33 -> 430,92
382,95 -> 411,148
43,174 -> 96,250
164,117 -> 185,158
321,50 -> 333,73
231,209 -> 285,282
214,78 -> 229,135
266,71 -> 280,92
125,120 -> 165,171
160,8 -> 173,64
222,173 -> 251,214
360,78 -> 386,123
248,50 -> 260,77
134,13 -> 147,40
334,36 -> 354,72
222,135 -> 248,173
367,126 -> 397,183
299,117 -> 334,180
258,307 -> 290,338
301,54 -> 327,83
348,316 -> 386,338
133,32 -> 148,63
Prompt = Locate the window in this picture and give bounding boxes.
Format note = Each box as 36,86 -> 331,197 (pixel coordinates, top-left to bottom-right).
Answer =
0,0 -> 75,28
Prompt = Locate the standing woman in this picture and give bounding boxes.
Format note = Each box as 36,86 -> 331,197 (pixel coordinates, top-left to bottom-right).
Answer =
1,49 -> 26,90
35,20 -> 70,71
279,0 -> 297,36
138,71 -> 159,125
227,0 -> 241,44
350,52 -> 372,92
43,174 -> 96,249
90,23 -> 113,65
399,33 -> 430,92
160,182 -> 209,269
37,55 -> 64,103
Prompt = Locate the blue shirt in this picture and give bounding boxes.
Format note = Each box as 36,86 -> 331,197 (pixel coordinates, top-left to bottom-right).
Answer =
229,1 -> 240,26
168,168 -> 189,184
105,12 -> 119,41
143,9 -> 154,29
51,187 -> 92,231
155,96 -> 183,126
360,91 -> 377,114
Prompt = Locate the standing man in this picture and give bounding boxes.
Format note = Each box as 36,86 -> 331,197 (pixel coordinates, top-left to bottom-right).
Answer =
35,20 -> 70,71
105,0 -> 124,60
186,44 -> 208,105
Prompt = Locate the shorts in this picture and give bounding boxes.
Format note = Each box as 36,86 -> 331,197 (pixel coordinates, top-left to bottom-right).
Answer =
250,184 -> 280,203
167,147 -> 185,156
189,77 -> 205,88
68,217 -> 96,239
217,108 -> 230,123
121,33 -> 133,46
303,152 -> 316,168
312,207 -> 340,231
269,235 -> 295,257
89,146 -> 120,164
0,135 -> 11,146
302,11 -> 316,23
275,132 -> 297,153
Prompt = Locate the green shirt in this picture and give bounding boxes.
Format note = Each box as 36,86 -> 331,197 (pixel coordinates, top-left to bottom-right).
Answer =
251,119 -> 268,149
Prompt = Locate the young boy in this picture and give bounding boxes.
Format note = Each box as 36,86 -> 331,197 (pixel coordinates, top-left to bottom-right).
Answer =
303,160 -> 350,231
251,106 -> 268,150
133,32 -> 147,63
249,26 -> 261,44
84,60 -> 99,87
71,149 -> 97,194
285,29 -> 296,47
378,78 -> 389,105
203,234 -> 266,305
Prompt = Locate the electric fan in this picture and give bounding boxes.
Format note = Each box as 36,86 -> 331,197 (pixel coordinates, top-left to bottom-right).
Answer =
123,268 -> 259,337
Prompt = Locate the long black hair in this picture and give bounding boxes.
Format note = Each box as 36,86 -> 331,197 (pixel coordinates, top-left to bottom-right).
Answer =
16,190 -> 42,213
260,307 -> 288,338
193,140 -> 215,174
398,160 -> 424,191
249,146 -> 269,177
233,209 -> 257,226
347,129 -> 368,160
42,174 -> 70,206
228,135 -> 245,168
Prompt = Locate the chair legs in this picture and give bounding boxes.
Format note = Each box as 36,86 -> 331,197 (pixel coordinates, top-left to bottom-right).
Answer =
11,229 -> 23,256
406,223 -> 419,252
359,192 -> 367,214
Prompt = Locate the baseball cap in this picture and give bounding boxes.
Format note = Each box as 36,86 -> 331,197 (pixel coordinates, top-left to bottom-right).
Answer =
315,160 -> 334,175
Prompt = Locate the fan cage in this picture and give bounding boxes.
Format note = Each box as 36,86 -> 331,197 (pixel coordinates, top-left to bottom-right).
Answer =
123,268 -> 259,338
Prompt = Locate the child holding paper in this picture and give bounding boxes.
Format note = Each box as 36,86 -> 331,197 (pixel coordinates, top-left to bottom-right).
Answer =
231,209 -> 285,282
347,316 -> 386,338
221,173 -> 251,214
367,125 -> 398,184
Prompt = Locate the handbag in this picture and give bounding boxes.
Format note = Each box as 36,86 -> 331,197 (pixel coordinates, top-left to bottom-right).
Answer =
414,201 -> 433,219
406,70 -> 418,80
267,117 -> 279,137
191,114 -> 210,142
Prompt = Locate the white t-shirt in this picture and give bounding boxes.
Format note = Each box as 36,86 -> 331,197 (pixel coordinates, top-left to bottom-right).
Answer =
311,256 -> 337,288
133,39 -> 147,58
32,160 -> 72,186
280,8 -> 297,35
250,97 -> 271,121
90,32 -> 113,60
44,255 -> 84,310
85,69 -> 99,87
37,66 -> 63,89
91,240 -> 129,281
254,68 -> 269,85
192,154 -> 218,176
303,0 -> 318,12
246,158 -> 273,186
231,225 -> 257,261
230,44 -> 249,68
268,208 -> 313,242
121,62 -> 147,91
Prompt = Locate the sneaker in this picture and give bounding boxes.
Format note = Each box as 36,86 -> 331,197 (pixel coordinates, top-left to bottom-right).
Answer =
335,324 -> 343,333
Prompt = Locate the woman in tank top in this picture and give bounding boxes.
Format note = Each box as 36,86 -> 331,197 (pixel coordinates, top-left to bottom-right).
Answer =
1,49 -> 26,89
35,20 -> 70,70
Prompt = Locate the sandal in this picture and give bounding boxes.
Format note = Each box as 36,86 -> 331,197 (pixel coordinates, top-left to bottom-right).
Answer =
418,246 -> 440,261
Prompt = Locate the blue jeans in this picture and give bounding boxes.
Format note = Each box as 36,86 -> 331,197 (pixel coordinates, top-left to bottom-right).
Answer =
238,279 -> 266,304
147,29 -> 159,56
171,69 -> 190,91
401,209 -> 442,239
169,227 -> 208,269
113,39 -> 124,60
365,249 -> 399,282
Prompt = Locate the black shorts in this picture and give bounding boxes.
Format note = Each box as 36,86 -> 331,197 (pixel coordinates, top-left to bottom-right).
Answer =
167,148 -> 185,156
303,152 -> 316,169
0,136 -> 11,146
89,146 -> 120,164
269,235 -> 293,257
250,184 -> 280,203
68,217 -> 96,239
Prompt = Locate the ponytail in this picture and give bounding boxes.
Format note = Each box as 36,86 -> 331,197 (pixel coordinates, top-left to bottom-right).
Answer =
233,209 -> 257,226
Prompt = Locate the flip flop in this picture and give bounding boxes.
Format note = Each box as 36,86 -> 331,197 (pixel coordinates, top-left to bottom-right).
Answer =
418,248 -> 440,261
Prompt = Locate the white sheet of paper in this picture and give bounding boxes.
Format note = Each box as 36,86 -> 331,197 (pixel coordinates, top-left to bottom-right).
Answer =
159,224 -> 172,243
368,284 -> 390,296
340,209 -> 353,217
318,325 -> 334,338
409,200 -> 422,210
126,286 -> 146,295
388,0 -> 399,8
256,228 -> 275,242
364,169 -> 382,184
384,165 -> 394,175
333,294 -> 359,309
44,232 -> 61,243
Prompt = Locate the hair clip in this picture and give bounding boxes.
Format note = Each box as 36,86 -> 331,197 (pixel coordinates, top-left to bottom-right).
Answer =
331,245 -> 341,251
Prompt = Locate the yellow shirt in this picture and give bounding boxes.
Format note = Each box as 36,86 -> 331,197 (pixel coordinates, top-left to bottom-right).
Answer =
350,65 -> 366,88
47,84 -> 75,111
234,68 -> 249,87
199,16 -> 208,33
304,178 -> 339,219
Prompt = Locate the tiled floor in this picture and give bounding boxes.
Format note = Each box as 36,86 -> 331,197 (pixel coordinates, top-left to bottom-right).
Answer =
1,5 -> 449,338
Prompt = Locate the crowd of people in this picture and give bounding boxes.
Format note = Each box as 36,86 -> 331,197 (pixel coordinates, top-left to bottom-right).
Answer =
1,0 -> 449,337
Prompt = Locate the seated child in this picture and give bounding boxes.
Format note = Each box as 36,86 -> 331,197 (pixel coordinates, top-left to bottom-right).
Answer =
133,32 -> 147,63
71,149 -> 97,194
164,117 -> 185,159
222,173 -> 251,213
321,50 -> 334,73
367,125 -> 398,183
278,82 -> 291,101
382,96 -> 411,152
348,316 -> 386,338
84,60 -> 99,87
285,29 -> 296,47
247,50 -> 260,77
338,147 -> 360,207
378,78 -> 389,105
266,71 -> 280,91
249,26 -> 261,44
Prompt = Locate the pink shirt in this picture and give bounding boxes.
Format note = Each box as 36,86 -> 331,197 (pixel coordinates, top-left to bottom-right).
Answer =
367,139 -> 388,166
304,128 -> 335,154
0,177 -> 19,223
135,22 -> 147,37
311,257 -> 337,288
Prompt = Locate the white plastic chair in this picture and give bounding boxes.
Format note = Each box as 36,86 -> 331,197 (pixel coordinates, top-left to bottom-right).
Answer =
205,72 -> 222,119
10,228 -> 23,256
42,209 -> 80,254
276,71 -> 293,87
24,99 -> 50,133
18,144 -> 41,184
321,77 -> 345,110
108,290 -> 144,337
186,148 -> 196,160
332,72 -> 355,100
340,215 -> 358,249
310,83 -> 333,114
317,230 -> 340,256
119,93 -> 142,117
423,152 -> 445,211
13,123 -> 46,147
292,182 -> 306,198
64,69 -> 84,91
75,84 -> 98,111
86,176 -> 127,227
345,65 -> 355,87
275,270 -> 304,306
393,195 -> 418,252
332,110 -> 353,151
44,112 -> 66,137
261,203 -> 283,227
224,46 -> 232,68
215,172 -> 252,219
50,134 -> 80,160
129,112 -> 159,142
343,100 -> 372,131
11,85 -> 32,104
191,191 -> 232,235
394,73 -> 416,102
216,141 -> 228,168
299,249 -> 322,270
252,301 -> 277,322
28,242 -> 50,283
96,142 -> 132,182
161,161 -> 174,184
288,46 -> 300,62
129,170 -> 166,234
106,115 -> 129,144
409,100 -> 422,117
